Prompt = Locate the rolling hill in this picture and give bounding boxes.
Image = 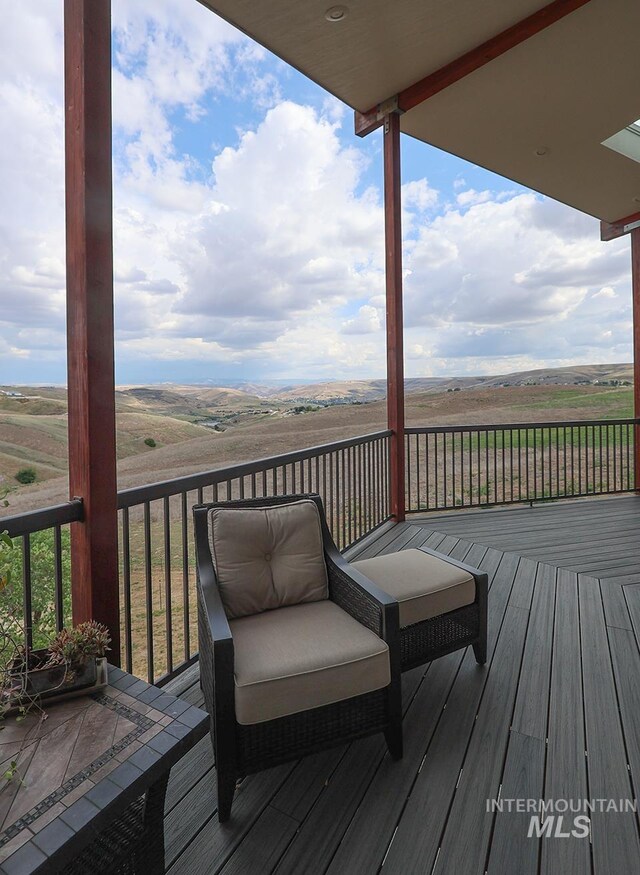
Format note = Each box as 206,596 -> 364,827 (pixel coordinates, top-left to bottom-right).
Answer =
1,365 -> 634,516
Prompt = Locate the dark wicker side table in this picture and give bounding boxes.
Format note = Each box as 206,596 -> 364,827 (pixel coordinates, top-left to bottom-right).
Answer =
0,665 -> 208,874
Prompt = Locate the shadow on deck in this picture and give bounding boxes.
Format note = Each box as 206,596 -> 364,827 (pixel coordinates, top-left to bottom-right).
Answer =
163,495 -> 640,874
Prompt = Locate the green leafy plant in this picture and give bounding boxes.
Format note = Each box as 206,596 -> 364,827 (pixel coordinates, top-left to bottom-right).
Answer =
0,487 -> 47,785
2,529 -> 71,649
0,485 -> 14,593
144,437 -> 156,447
15,468 -> 36,485
0,531 -> 13,593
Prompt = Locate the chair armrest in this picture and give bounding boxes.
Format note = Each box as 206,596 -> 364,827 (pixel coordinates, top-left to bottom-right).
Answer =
194,507 -> 236,764
195,510 -> 233,646
324,542 -> 399,644
418,546 -> 489,602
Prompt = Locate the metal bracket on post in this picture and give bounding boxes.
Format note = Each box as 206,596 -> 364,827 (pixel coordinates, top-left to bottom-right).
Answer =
381,97 -> 403,135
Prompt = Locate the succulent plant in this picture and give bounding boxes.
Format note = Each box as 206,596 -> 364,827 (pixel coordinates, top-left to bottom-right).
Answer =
46,621 -> 111,671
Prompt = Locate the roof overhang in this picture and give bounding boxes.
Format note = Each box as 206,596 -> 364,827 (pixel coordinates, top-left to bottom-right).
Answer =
199,0 -> 640,229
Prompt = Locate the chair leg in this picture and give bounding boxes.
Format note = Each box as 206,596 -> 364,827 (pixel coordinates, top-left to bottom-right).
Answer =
384,721 -> 403,760
217,766 -> 236,823
384,670 -> 403,760
473,638 -> 487,665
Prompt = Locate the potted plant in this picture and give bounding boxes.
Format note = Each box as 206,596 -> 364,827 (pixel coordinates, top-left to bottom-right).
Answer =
5,621 -> 111,706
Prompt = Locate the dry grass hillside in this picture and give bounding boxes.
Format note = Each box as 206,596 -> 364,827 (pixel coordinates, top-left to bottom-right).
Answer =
1,374 -> 633,516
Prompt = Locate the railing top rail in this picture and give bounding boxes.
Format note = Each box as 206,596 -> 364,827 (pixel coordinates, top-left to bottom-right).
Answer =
117,430 -> 392,508
406,418 -> 640,435
0,499 -> 83,537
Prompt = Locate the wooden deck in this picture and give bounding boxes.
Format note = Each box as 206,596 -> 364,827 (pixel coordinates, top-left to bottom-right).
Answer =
163,495 -> 640,874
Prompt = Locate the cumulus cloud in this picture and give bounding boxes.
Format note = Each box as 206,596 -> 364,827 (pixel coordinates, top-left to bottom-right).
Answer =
172,101 -> 383,334
399,194 -> 631,373
403,179 -> 438,212
0,2 -> 634,384
341,305 -> 382,335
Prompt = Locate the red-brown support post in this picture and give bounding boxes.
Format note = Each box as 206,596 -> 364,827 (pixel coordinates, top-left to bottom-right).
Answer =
384,112 -> 406,521
64,0 -> 120,661
632,228 -> 640,491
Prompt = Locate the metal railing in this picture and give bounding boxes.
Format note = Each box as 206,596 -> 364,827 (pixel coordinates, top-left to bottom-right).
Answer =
11,418 -> 635,685
2,431 -> 391,684
117,429 -> 390,683
1,501 -> 83,650
405,419 -> 638,513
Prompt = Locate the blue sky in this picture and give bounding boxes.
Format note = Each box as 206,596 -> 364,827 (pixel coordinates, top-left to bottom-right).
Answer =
0,1 -> 632,386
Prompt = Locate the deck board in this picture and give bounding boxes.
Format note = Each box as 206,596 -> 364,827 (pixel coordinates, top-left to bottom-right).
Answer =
579,576 -> 640,873
486,731 -> 546,875
540,569 -> 591,875
164,495 -> 640,874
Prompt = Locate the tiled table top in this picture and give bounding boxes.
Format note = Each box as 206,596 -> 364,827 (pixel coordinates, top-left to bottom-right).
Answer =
0,665 -> 209,874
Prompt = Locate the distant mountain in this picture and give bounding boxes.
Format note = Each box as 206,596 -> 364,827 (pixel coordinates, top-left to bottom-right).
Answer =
2,363 -> 633,412
239,364 -> 633,403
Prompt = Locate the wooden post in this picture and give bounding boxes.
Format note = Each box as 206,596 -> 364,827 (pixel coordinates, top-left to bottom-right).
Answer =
64,0 -> 120,661
383,112 -> 406,521
632,228 -> 640,491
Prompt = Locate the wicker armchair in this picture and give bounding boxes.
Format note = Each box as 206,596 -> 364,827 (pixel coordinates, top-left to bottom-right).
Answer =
194,493 -> 402,822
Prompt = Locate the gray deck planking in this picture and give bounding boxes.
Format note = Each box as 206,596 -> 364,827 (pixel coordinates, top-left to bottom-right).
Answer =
486,730 -> 546,875
510,562 -> 556,741
163,495 -> 640,874
540,568 -> 591,875
579,577 -> 640,873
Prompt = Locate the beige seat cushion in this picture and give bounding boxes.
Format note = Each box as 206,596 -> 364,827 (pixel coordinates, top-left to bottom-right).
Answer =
353,548 -> 476,628
208,499 -> 328,619
230,600 -> 390,724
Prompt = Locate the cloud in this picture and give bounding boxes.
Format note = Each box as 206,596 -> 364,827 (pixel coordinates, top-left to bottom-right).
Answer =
172,101 -> 384,332
593,286 -> 617,299
341,305 -> 382,335
394,193 -> 632,376
456,188 -> 492,207
403,179 -> 438,212
0,2 -> 634,385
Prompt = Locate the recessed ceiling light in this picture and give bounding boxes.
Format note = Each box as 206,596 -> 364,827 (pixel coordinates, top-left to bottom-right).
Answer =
534,147 -> 549,157
633,196 -> 640,204
325,5 -> 348,22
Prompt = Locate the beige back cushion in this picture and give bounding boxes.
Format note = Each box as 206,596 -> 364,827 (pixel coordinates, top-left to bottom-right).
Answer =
208,499 -> 329,618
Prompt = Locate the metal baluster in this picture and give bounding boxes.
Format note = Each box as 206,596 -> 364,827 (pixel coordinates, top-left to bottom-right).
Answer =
425,431 -> 430,510
329,453 -> 335,538
532,427 -> 536,499
500,429 -> 504,504
510,430 -> 514,503
496,429 -> 498,504
163,496 -> 173,676
143,502 -> 154,682
181,492 -> 190,661
435,433 -> 440,509
485,430 -> 490,505
459,430 -> 464,508
450,430 -> 455,507
540,427 -> 544,499
518,429 -> 523,501
407,433 -> 412,513
122,507 -> 133,672
54,525 -> 64,632
358,442 -> 364,539
613,422 -> 617,491
21,534 -> 32,650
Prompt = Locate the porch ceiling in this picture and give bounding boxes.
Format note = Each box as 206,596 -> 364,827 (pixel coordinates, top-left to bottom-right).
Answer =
200,0 -> 640,223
